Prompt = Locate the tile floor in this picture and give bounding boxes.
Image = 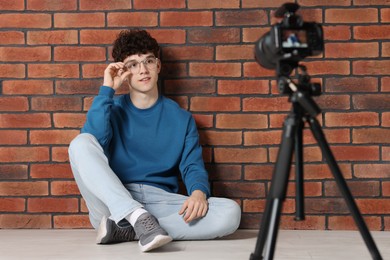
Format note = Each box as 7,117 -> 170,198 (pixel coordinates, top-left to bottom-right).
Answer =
1,229 -> 389,260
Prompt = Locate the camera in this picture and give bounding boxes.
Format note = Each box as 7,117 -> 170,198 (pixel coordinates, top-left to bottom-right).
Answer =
255,3 -> 324,76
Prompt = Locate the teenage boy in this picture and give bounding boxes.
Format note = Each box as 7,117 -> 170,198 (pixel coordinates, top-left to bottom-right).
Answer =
68,29 -> 241,252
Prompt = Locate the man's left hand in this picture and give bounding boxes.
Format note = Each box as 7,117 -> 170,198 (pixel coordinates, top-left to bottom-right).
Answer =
179,190 -> 208,223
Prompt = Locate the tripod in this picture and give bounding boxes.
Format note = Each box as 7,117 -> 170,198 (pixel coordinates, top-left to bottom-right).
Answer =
249,74 -> 383,260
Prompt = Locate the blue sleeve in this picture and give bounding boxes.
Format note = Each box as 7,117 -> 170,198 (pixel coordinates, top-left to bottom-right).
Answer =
81,86 -> 115,150
179,116 -> 211,198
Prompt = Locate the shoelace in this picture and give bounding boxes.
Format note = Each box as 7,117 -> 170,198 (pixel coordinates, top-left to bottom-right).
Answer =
138,215 -> 157,232
112,224 -> 134,241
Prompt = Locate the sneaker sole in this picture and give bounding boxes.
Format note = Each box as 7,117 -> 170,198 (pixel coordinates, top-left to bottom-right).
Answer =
96,216 -> 109,244
139,235 -> 172,252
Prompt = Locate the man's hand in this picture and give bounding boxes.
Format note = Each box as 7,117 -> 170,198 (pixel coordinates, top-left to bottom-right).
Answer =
179,190 -> 208,224
103,62 -> 131,91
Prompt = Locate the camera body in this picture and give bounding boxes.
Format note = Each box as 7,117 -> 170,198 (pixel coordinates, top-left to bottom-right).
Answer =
255,3 -> 324,74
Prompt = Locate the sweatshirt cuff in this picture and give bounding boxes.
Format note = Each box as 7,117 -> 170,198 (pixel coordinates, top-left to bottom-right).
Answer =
190,184 -> 211,199
99,86 -> 115,98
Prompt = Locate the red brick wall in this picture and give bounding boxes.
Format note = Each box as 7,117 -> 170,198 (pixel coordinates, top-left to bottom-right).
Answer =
0,0 -> 389,230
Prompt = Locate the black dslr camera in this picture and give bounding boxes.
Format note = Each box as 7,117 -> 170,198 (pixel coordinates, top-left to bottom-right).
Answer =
255,3 -> 324,77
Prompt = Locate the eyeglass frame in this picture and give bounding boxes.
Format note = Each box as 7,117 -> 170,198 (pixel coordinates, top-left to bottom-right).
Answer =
123,56 -> 159,74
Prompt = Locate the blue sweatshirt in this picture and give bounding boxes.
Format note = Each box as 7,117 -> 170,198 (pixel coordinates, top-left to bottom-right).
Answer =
81,86 -> 210,197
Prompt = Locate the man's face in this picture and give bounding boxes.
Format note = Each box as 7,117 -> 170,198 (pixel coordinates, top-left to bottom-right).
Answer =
123,52 -> 161,94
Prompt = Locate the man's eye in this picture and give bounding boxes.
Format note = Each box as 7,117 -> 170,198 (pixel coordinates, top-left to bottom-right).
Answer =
146,58 -> 155,64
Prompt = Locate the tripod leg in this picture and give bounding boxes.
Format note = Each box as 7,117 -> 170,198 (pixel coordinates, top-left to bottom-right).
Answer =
307,116 -> 383,260
294,113 -> 305,221
250,115 -> 297,260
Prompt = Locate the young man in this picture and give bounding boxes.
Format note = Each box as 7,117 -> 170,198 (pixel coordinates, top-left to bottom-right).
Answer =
68,29 -> 241,252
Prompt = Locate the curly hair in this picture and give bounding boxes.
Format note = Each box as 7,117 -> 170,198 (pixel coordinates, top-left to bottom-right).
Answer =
112,29 -> 160,62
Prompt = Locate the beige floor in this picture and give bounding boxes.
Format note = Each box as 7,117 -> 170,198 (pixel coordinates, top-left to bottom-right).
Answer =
1,229 -> 389,260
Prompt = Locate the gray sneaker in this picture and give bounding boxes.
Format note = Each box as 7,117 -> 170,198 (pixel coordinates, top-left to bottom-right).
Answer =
133,212 -> 172,252
96,215 -> 136,244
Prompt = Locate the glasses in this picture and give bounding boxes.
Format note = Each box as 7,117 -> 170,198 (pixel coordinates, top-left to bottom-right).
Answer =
124,57 -> 159,74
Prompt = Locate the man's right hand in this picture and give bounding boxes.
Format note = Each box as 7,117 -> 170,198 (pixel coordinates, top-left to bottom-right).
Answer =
103,62 -> 131,91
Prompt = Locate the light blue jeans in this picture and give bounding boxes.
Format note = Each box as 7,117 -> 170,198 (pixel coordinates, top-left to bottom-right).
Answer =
68,133 -> 241,240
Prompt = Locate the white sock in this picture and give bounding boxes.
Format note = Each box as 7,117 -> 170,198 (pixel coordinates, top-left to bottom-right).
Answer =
127,208 -> 148,226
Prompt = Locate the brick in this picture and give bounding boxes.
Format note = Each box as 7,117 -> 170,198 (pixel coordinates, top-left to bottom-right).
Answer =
82,63 -> 107,78
0,97 -> 29,111
356,199 -> 390,214
306,198 -> 349,214
56,80 -> 101,94
353,94 -> 390,109
384,182 -> 390,196
0,198 -> 25,212
164,79 -> 216,94
27,30 -> 78,45
0,31 -> 24,44
30,163 -> 73,179
243,97 -> 290,112
0,46 -> 51,61
0,0 -> 24,10
303,61 -> 350,75
30,130 -> 79,145
354,0 -> 389,5
51,181 -> 80,195
0,164 -> 28,180
190,97 -> 240,112
243,199 -> 266,213
323,25 -> 351,41
216,10 -> 268,26
325,8 -> 378,23
245,130 -> 282,145
0,214 -> 51,228
28,198 -> 78,213
31,97 -> 82,111
383,112 -> 390,127
54,215 -> 93,228
269,113 -> 289,128
0,14 -> 51,28
0,130 -> 27,145
243,27 -> 270,43
325,42 -> 378,58
297,0 -> 351,6
353,128 -> 390,144
285,182 -> 323,197
325,112 -> 379,127
29,64 -> 79,78
269,146 -> 325,163
80,0 -> 131,10
328,216 -> 382,231
54,46 -> 105,61
354,60 -> 390,75
244,165 -> 274,180
386,217 -> 390,231
80,29 -> 120,44
27,0 -> 77,10
218,80 -> 269,95
280,215 -> 326,230
0,64 -> 25,78
148,29 -> 187,44
0,147 -> 49,163
213,182 -> 265,198
332,145 -> 379,161
162,46 -> 213,61
325,180 -> 380,197
354,164 -> 390,178
0,113 -> 51,128
383,147 -> 390,161
190,62 -> 241,77
216,114 -> 268,129
199,130 -> 242,146
214,148 -> 267,163
325,77 -> 378,93
271,9 -> 323,24
243,62 -> 278,77
54,13 -> 105,28
216,45 -> 254,61
134,0 -> 184,9
0,181 -> 48,196
51,147 -> 70,162
108,12 -> 158,27
242,0 -> 289,8
303,163 -> 353,180
188,28 -> 240,44
315,94 -> 350,110
381,77 -> 390,91
193,114 -> 213,128
160,11 -> 213,27
382,8 -> 390,22
53,113 -> 86,128
207,164 -> 242,181
354,25 -> 390,40
160,63 -> 187,78
320,129 -> 350,144
2,80 -> 53,95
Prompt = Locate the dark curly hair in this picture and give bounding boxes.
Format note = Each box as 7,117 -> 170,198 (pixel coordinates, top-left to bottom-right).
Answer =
112,29 -> 160,62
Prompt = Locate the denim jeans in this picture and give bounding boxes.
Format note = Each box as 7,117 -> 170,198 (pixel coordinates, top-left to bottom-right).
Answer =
68,133 -> 241,240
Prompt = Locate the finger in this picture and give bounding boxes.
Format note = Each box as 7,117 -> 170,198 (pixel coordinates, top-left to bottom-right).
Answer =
179,201 -> 188,215
183,203 -> 195,222
185,203 -> 200,223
